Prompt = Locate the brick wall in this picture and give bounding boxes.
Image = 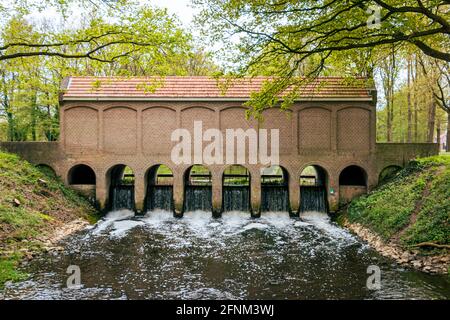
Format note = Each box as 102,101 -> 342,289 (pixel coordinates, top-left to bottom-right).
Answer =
0,99 -> 439,215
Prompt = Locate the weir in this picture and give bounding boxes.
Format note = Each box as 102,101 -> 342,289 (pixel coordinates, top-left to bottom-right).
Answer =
145,165 -> 174,212
299,165 -> 328,213
222,165 -> 251,213
260,166 -> 290,212
300,187 -> 327,213
108,165 -> 135,211
0,76 -> 439,215
184,165 -> 212,212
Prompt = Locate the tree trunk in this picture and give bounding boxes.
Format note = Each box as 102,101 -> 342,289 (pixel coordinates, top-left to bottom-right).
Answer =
386,94 -> 392,142
30,91 -> 38,141
427,97 -> 436,143
413,56 -> 419,142
407,57 -> 412,142
447,112 -> 450,152
436,117 -> 441,149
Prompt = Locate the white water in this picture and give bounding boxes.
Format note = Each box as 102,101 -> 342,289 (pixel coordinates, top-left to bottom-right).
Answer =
86,209 -> 359,250
3,209 -> 448,300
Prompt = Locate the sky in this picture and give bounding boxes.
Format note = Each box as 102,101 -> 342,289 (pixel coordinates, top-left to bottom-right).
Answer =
23,0 -> 195,29
149,0 -> 194,27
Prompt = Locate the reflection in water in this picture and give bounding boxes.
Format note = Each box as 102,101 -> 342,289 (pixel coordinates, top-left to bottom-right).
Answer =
1,210 -> 449,300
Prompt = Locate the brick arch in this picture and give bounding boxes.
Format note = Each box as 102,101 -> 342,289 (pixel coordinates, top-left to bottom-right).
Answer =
378,164 -> 402,184
183,164 -> 213,183
181,105 -> 216,112
105,163 -> 136,184
299,105 -> 332,112
64,105 -> 99,112
36,163 -> 57,178
338,164 -> 368,205
222,164 -> 251,182
103,105 -> 138,112
144,164 -> 174,188
299,161 -> 333,180
220,105 -> 247,111
142,105 -> 176,112
68,164 -> 96,185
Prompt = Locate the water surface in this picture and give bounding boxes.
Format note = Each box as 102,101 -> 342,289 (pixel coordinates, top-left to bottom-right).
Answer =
1,210 -> 449,300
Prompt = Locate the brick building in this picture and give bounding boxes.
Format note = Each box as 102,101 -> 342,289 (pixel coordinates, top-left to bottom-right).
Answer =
0,76 -> 439,215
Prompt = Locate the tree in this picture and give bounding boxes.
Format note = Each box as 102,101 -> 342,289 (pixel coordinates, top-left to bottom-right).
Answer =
194,0 -> 449,116
418,56 -> 450,150
0,3 -> 218,141
0,0 -> 157,63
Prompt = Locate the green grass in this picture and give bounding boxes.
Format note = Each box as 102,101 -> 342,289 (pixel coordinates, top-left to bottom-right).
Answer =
0,150 -> 97,288
0,254 -> 28,288
347,155 -> 450,251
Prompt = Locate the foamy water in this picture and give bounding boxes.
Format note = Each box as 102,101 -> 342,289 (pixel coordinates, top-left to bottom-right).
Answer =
2,210 -> 449,300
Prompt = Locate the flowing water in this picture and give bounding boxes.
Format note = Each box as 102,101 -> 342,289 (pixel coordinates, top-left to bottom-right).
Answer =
261,186 -> 290,212
111,186 -> 135,211
146,186 -> 174,212
184,186 -> 212,212
300,186 -> 328,213
1,210 -> 449,300
223,186 -> 250,212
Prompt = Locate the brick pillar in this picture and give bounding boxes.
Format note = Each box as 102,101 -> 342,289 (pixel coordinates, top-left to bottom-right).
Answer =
96,168 -> 107,211
250,169 -> 261,216
328,173 -> 339,213
289,172 -> 299,216
134,170 -> 145,213
211,170 -> 222,217
173,171 -> 184,217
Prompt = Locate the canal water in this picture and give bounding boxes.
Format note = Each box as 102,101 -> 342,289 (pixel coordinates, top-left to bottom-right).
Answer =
1,210 -> 449,299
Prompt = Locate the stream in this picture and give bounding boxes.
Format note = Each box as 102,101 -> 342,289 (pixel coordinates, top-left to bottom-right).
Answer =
1,210 -> 449,299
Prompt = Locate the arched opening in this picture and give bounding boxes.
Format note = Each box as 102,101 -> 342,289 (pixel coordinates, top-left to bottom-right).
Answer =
260,165 -> 290,212
107,164 -> 135,211
339,165 -> 368,204
36,164 -> 56,178
184,165 -> 212,212
145,164 -> 174,212
68,164 -> 96,185
299,165 -> 328,213
378,165 -> 402,184
67,164 -> 96,203
222,165 -> 251,213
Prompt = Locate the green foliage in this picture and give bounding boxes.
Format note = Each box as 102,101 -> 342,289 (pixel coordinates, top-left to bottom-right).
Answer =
0,254 -> 28,289
194,0 -> 450,143
347,155 -> 450,249
0,2 -> 217,142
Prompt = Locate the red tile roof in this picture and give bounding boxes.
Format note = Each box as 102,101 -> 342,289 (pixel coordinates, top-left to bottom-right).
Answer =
61,76 -> 374,101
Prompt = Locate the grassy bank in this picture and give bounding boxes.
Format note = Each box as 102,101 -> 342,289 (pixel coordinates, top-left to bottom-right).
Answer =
0,151 -> 97,288
346,155 -> 450,254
